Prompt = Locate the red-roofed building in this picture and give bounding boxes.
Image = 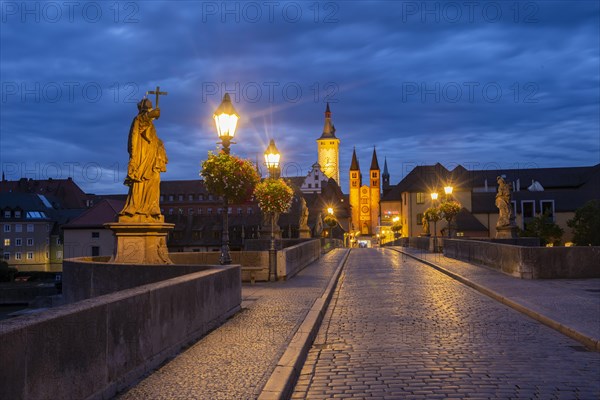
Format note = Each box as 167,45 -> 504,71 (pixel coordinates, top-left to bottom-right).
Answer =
63,199 -> 124,258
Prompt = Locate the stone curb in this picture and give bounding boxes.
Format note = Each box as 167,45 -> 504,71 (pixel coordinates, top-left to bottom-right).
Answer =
390,248 -> 600,352
258,248 -> 351,400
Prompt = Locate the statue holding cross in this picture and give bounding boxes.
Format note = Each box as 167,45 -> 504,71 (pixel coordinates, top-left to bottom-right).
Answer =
119,88 -> 169,222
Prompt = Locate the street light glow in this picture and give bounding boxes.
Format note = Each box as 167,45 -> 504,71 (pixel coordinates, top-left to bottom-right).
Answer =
444,186 -> 453,195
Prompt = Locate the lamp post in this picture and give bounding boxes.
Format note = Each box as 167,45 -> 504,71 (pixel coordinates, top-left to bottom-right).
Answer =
431,192 -> 438,251
264,139 -> 281,281
214,93 -> 239,265
327,207 -> 334,240
444,185 -> 453,237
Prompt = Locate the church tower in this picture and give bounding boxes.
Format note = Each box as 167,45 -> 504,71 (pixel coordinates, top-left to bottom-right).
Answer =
349,147 -> 361,233
369,148 -> 381,234
316,103 -> 340,184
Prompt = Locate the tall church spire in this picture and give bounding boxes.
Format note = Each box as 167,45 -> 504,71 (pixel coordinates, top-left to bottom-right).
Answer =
370,147 -> 380,171
382,157 -> 390,192
350,147 -> 360,171
319,102 -> 336,139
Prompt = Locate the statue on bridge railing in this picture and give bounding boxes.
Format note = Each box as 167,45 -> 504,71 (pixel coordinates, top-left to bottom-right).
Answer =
495,175 -> 517,238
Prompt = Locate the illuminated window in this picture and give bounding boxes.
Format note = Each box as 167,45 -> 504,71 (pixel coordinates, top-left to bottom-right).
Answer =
416,193 -> 426,204
3,239 -> 10,246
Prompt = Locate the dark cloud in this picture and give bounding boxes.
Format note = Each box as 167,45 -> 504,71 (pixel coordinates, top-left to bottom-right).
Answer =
1,0 -> 598,193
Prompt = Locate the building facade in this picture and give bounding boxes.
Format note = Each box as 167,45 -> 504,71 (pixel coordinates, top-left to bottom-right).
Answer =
349,148 -> 381,236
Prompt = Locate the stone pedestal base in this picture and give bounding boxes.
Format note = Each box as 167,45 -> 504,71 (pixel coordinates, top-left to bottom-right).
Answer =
298,228 -> 311,239
496,225 -> 518,239
105,222 -> 174,264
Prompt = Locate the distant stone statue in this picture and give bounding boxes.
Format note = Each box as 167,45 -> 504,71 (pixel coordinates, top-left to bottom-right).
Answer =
314,212 -> 323,237
120,98 -> 168,221
495,176 -> 513,227
422,215 -> 430,235
299,197 -> 309,228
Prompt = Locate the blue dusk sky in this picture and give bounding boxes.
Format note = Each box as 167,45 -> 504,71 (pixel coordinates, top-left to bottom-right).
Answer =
1,0 -> 599,194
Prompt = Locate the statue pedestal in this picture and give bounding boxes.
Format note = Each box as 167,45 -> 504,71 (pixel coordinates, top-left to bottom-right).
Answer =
105,221 -> 174,264
496,225 -> 518,239
299,227 -> 311,239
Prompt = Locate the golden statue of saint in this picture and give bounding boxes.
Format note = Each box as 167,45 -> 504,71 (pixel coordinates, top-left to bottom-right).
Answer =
120,98 -> 167,221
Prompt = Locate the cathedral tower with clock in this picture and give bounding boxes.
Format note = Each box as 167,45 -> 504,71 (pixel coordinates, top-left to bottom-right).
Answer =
316,103 -> 340,184
349,147 -> 381,236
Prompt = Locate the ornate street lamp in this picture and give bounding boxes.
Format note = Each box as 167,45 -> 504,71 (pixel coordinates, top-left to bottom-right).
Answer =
264,139 -> 281,281
214,93 -> 239,265
214,93 -> 239,155
264,139 -> 281,179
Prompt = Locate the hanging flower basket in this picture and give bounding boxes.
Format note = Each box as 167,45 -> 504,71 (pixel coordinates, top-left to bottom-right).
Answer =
200,151 -> 260,203
254,178 -> 294,214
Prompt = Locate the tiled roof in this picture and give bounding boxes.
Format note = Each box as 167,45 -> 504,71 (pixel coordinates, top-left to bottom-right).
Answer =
63,199 -> 124,228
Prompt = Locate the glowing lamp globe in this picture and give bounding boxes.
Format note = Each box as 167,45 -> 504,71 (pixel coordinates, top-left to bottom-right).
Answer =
213,93 -> 239,140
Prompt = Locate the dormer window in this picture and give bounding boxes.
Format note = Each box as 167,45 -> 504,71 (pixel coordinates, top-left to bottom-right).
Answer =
3,211 -> 10,218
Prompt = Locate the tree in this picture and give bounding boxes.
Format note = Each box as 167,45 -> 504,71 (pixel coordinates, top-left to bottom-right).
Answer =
200,151 -> 260,203
253,178 -> 294,214
522,211 -> 564,246
439,200 -> 461,237
567,200 -> 600,246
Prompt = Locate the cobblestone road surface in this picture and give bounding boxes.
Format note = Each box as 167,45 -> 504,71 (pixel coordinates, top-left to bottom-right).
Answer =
118,250 -> 346,400
294,249 -> 600,399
